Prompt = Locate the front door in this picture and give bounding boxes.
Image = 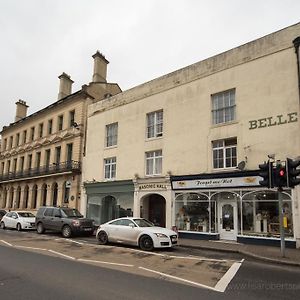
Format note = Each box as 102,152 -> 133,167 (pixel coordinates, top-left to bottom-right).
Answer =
218,201 -> 237,240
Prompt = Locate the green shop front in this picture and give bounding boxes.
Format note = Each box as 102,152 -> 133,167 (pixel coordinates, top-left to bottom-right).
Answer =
171,171 -> 296,248
84,180 -> 134,225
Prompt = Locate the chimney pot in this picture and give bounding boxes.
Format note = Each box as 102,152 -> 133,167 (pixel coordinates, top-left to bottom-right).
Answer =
92,51 -> 109,83
58,72 -> 74,100
15,99 -> 29,122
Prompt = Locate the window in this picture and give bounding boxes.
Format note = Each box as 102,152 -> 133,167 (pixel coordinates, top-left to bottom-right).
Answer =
104,157 -> 116,179
45,150 -> 51,169
48,120 -> 53,135
1,162 -> 4,175
105,123 -> 118,147
13,158 -> 17,173
69,110 -> 75,127
9,136 -> 13,149
147,110 -> 163,138
28,154 -> 32,170
212,89 -> 236,125
38,123 -> 43,138
55,146 -> 61,165
3,138 -> 7,151
212,138 -> 237,169
66,143 -> 73,163
36,152 -> 41,169
23,130 -> 27,144
7,160 -> 11,173
16,133 -> 20,147
58,115 -> 64,131
30,127 -> 35,141
146,150 -> 162,175
19,156 -> 24,172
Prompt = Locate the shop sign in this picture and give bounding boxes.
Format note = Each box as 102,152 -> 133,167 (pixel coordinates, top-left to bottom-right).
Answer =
172,176 -> 261,190
139,183 -> 167,190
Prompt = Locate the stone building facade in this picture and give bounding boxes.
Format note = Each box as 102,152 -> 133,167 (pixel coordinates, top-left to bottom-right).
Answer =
83,23 -> 300,248
0,52 -> 121,212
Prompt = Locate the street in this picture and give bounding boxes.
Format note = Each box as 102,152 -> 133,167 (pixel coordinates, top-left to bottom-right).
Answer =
0,230 -> 299,299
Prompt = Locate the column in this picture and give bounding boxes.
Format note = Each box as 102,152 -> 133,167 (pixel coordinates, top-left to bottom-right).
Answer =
57,182 -> 64,207
19,187 -> 26,209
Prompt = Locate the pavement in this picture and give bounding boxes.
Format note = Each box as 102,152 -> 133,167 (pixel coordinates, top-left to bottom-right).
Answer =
179,238 -> 300,267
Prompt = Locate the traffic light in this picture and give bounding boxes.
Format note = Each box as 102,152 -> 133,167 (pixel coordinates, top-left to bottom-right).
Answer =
259,161 -> 273,188
286,158 -> 300,188
274,163 -> 287,188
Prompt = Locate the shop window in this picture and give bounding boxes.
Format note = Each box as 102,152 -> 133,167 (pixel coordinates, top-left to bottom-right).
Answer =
212,138 -> 237,169
241,191 -> 293,238
146,110 -> 163,139
211,89 -> 235,125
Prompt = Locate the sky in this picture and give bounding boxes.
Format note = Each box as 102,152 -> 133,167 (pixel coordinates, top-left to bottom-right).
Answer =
0,0 -> 300,130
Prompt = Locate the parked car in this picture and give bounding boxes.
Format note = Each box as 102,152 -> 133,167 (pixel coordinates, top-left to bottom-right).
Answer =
0,211 -> 36,231
35,206 -> 95,238
0,209 -> 7,221
96,217 -> 178,251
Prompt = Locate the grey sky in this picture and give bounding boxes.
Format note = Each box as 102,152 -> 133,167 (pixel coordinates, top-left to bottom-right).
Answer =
0,0 -> 300,131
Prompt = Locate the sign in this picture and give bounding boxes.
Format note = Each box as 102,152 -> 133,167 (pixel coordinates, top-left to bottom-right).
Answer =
66,181 -> 72,188
138,183 -> 167,190
248,112 -> 298,130
172,176 -> 261,190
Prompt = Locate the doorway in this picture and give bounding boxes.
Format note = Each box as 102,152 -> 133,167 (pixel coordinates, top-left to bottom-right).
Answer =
141,194 -> 166,227
218,201 -> 238,240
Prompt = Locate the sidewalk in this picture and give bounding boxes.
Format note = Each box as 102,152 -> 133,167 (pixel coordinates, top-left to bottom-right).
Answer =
179,238 -> 300,267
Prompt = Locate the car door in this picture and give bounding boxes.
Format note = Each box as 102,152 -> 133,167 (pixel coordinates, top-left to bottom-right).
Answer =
117,219 -> 140,244
4,212 -> 13,228
10,212 -> 18,229
42,208 -> 54,230
105,220 -> 122,242
51,208 -> 64,231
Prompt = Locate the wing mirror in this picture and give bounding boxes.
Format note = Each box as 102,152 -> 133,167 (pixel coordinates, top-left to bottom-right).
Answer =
129,223 -> 135,228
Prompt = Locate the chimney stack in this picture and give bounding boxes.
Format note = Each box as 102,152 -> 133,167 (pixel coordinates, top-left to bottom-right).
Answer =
58,72 -> 74,100
92,51 -> 109,83
15,99 -> 28,122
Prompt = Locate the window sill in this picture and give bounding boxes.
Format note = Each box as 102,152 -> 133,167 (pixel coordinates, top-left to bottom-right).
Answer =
211,120 -> 238,129
145,136 -> 163,142
104,145 -> 118,150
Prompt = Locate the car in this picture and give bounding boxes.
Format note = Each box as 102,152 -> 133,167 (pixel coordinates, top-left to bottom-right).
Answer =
0,211 -> 36,231
35,206 -> 95,238
96,217 -> 178,251
0,209 -> 7,221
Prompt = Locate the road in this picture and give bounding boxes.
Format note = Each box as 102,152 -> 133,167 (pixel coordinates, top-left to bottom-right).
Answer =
0,229 -> 299,299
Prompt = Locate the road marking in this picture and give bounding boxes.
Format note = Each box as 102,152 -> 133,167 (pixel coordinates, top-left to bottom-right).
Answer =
0,240 -> 12,247
169,255 -> 229,262
78,258 -> 134,267
63,239 -> 84,245
214,261 -> 243,292
48,250 -> 75,260
15,245 -> 47,251
138,266 -> 218,291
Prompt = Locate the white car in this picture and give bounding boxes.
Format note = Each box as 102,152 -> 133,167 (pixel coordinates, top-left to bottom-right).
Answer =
1,211 -> 36,231
96,217 -> 178,251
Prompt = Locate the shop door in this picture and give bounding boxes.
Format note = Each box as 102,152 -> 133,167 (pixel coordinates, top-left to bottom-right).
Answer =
148,195 -> 166,227
218,201 -> 237,240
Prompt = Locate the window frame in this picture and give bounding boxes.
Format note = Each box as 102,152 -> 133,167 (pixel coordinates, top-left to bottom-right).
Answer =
212,138 -> 237,169
104,157 -> 117,180
105,122 -> 118,148
58,115 -> 64,131
145,150 -> 163,176
146,110 -> 163,139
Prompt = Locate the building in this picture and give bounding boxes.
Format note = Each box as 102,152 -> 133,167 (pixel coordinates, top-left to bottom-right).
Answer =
0,52 -> 121,212
83,23 -> 300,248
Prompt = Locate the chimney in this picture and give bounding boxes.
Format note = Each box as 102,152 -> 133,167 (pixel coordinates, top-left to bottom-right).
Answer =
92,51 -> 109,83
58,72 -> 74,100
15,99 -> 29,122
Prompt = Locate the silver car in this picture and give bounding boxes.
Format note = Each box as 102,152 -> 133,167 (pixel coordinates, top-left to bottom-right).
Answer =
96,217 -> 178,251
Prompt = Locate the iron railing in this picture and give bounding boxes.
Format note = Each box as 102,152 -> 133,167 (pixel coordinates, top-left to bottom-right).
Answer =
0,160 -> 81,182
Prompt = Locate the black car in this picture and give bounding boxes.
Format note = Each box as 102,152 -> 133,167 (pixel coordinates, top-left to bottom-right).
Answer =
35,206 -> 95,238
0,209 -> 7,221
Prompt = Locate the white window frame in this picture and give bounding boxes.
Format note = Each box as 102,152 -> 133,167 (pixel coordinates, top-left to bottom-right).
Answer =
145,150 -> 162,176
104,157 -> 116,180
212,138 -> 237,169
212,89 -> 236,125
105,123 -> 118,147
146,110 -> 163,139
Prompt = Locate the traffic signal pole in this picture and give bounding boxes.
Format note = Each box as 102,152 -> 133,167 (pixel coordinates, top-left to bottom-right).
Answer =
278,187 -> 285,257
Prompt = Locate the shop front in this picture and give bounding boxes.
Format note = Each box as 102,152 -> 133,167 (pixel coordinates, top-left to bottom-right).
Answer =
171,171 -> 296,248
84,180 -> 134,225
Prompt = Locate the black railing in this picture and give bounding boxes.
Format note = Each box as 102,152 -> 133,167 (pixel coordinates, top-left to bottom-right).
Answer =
0,160 -> 81,182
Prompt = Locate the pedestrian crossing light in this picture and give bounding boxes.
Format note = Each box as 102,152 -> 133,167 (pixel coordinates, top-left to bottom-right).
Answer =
258,161 -> 273,188
286,158 -> 300,188
275,164 -> 287,189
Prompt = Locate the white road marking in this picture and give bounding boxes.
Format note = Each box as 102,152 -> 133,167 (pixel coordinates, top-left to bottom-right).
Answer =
138,266 -> 218,291
0,240 -> 12,247
78,258 -> 134,267
15,245 -> 47,251
48,250 -> 75,260
64,239 -> 84,245
214,261 -> 243,292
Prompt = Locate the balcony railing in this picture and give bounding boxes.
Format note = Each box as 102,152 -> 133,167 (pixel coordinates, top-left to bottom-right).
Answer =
0,160 -> 81,182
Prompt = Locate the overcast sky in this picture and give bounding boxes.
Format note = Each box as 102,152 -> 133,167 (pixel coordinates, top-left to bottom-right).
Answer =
0,0 -> 300,130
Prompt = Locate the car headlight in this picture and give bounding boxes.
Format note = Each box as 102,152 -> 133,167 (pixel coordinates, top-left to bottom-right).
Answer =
72,220 -> 80,226
154,233 -> 168,238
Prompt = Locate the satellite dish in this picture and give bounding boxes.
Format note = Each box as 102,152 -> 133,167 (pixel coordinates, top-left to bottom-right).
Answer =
237,161 -> 246,170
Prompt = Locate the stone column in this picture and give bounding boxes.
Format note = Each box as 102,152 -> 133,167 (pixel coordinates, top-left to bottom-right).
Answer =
46,183 -> 52,206
12,186 -> 18,210
57,182 -> 64,207
19,187 -> 26,209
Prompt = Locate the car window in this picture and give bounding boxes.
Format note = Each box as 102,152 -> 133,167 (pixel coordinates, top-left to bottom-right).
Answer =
61,208 -> 83,218
6,212 -> 13,218
109,220 -> 123,226
11,212 -> 18,219
53,208 -> 61,217
120,219 -> 136,227
18,212 -> 35,218
44,208 -> 54,217
133,218 -> 154,227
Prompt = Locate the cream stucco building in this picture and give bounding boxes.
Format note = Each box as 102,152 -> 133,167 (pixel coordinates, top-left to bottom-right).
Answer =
0,52 -> 121,213
83,23 -> 300,248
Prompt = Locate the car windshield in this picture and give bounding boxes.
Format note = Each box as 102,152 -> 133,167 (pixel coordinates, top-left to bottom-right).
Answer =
133,218 -> 154,227
61,208 -> 83,218
18,212 -> 35,218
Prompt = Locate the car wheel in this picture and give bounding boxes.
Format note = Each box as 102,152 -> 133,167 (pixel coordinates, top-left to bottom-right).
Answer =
0,221 -> 5,230
62,225 -> 72,238
16,223 -> 22,231
36,222 -> 45,234
139,235 -> 154,251
97,231 -> 108,245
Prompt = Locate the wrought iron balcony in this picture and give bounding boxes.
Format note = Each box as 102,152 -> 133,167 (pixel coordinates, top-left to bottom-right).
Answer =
0,160 -> 81,182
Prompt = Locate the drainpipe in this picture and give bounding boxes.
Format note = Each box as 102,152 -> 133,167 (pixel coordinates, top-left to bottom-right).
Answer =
293,37 -> 300,102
